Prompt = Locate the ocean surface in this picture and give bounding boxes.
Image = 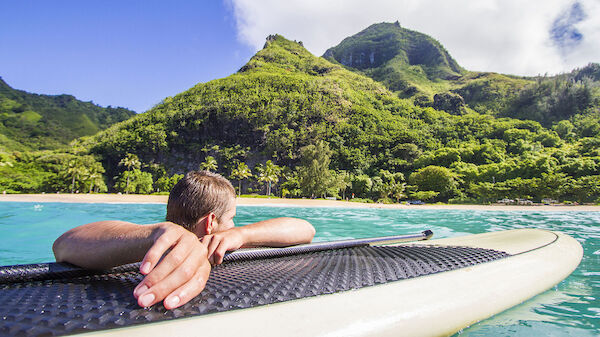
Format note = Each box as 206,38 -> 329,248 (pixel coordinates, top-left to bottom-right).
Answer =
0,202 -> 598,336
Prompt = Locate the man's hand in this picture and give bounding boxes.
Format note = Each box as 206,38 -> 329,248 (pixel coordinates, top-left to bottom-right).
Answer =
201,228 -> 246,265
200,218 -> 316,265
133,222 -> 211,310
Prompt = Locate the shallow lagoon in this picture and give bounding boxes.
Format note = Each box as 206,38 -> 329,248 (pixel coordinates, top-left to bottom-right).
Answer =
0,202 -> 598,336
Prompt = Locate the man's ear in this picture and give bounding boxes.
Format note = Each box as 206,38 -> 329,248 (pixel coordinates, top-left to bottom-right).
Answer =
203,213 -> 217,235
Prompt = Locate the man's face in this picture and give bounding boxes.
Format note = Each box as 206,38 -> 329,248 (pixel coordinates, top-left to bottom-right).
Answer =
213,199 -> 236,233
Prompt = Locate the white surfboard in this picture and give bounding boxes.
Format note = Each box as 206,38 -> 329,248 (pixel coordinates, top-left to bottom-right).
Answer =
81,228 -> 581,337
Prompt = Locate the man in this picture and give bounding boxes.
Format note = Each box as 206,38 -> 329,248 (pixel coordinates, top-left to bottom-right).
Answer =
53,171 -> 315,310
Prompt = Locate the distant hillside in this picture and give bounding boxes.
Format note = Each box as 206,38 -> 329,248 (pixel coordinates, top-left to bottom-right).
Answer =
324,22 -> 599,127
456,63 -> 599,126
323,22 -> 464,98
0,78 -> 135,151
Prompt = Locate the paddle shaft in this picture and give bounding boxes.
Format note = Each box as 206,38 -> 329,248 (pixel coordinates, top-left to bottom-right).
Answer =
223,230 -> 433,262
0,230 -> 433,282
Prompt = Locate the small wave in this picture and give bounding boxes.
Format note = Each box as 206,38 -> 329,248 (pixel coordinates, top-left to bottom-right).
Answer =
582,272 -> 600,276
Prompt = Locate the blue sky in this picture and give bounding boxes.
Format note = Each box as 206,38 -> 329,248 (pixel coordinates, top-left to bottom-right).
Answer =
0,1 -> 254,112
1,1 -> 598,114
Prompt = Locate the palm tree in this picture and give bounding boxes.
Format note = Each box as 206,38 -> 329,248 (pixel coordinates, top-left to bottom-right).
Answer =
66,159 -> 88,193
391,182 -> 407,203
119,153 -> 141,171
258,160 -> 281,196
119,154 -> 141,194
87,172 -> 101,193
337,170 -> 352,200
84,160 -> 106,193
230,162 -> 252,196
199,156 -> 218,172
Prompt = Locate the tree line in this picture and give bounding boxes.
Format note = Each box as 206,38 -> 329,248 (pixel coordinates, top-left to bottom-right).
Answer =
5,135 -> 597,205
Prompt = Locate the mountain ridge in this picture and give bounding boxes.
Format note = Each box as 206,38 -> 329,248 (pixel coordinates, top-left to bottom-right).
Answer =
323,22 -> 599,126
323,22 -> 464,97
0,77 -> 136,151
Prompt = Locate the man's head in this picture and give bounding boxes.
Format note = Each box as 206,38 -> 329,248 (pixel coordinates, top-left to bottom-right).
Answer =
166,170 -> 236,236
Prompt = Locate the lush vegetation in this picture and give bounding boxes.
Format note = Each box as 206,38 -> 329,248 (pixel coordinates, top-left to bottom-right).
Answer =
1,29 -> 599,204
323,22 -> 464,99
0,77 -> 135,151
325,23 -> 600,128
0,151 -> 108,193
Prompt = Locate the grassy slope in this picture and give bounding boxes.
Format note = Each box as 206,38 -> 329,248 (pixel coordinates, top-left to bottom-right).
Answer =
0,78 -> 136,151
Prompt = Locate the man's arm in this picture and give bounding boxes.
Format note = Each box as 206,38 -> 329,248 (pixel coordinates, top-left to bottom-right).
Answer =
53,220 -> 155,269
202,217 -> 315,264
239,217 -> 316,247
53,221 -> 211,310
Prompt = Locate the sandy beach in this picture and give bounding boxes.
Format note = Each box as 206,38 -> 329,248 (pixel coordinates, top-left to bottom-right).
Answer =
1,193 -> 599,211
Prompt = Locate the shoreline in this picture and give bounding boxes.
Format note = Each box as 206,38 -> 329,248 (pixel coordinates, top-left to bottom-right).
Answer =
1,194 -> 599,211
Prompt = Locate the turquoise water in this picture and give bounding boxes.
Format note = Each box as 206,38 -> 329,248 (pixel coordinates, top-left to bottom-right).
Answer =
0,202 -> 598,335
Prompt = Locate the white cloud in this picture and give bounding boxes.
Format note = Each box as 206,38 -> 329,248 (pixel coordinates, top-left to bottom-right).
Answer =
227,0 -> 599,76
568,0 -> 600,69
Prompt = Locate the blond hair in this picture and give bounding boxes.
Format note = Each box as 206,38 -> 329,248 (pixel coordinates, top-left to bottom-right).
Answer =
166,170 -> 235,232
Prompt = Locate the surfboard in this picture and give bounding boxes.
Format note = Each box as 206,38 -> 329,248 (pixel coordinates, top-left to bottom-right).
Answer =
0,228 -> 583,337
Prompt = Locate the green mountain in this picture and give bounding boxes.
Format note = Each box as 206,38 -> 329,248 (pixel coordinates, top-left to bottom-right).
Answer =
323,22 -> 464,98
324,23 -> 599,127
59,34 -> 598,203
2,33 -> 598,203
81,34 -> 421,177
0,77 -> 135,151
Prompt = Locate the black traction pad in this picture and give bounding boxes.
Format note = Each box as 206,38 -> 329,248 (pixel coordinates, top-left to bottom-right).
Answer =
0,245 -> 510,336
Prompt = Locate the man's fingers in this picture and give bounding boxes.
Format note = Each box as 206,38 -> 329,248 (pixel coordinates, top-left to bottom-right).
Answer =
206,236 -> 222,261
214,244 -> 228,265
139,230 -> 181,275
200,235 -> 212,246
137,252 -> 205,308
163,265 -> 210,310
134,231 -> 186,297
138,233 -> 196,291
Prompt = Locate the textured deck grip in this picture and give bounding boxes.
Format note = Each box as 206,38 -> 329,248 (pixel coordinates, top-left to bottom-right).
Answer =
0,245 -> 510,337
